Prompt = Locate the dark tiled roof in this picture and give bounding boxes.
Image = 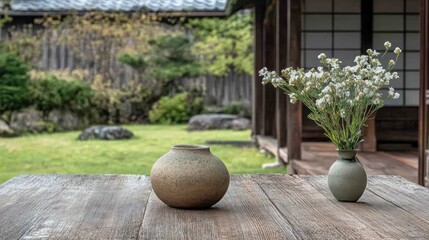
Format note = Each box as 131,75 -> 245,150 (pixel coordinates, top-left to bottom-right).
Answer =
6,0 -> 227,12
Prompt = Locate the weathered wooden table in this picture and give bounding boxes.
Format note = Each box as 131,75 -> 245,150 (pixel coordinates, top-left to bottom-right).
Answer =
0,174 -> 428,239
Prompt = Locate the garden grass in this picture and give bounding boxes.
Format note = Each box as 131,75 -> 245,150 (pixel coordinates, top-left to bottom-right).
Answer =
0,124 -> 284,184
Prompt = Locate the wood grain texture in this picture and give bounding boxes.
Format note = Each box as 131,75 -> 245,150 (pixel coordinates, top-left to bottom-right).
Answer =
0,175 -> 151,239
252,174 -> 385,239
303,175 -> 429,239
140,175 -> 297,240
0,174 -> 428,239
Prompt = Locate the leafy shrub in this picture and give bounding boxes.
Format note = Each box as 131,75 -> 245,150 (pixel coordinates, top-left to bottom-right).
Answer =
0,49 -> 30,117
223,101 -> 251,118
29,76 -> 94,119
149,92 -> 204,124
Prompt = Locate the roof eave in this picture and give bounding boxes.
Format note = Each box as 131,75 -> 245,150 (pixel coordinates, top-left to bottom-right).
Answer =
225,0 -> 255,15
0,10 -> 227,17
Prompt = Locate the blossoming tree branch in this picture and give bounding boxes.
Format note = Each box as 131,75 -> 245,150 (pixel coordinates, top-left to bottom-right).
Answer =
259,41 -> 401,151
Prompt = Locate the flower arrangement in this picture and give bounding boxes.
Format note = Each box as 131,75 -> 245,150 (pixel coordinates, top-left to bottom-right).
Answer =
259,41 -> 401,150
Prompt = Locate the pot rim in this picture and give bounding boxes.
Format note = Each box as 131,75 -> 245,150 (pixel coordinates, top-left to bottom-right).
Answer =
172,144 -> 209,150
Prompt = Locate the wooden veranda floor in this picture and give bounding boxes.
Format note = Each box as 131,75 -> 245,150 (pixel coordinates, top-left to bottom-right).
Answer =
258,137 -> 421,184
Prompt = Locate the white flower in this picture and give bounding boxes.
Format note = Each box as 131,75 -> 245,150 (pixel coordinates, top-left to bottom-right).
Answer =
318,53 -> 326,60
373,98 -> 381,105
394,47 -> 402,55
388,87 -> 395,97
388,60 -> 395,66
259,67 -> 268,76
393,92 -> 400,99
384,41 -> 391,49
340,109 -> 346,118
289,93 -> 297,104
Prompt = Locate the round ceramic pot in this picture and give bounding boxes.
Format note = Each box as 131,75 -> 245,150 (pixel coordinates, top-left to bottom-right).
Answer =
327,150 -> 367,202
150,144 -> 230,209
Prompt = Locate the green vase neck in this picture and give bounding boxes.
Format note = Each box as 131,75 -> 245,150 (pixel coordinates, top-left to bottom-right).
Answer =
337,150 -> 357,160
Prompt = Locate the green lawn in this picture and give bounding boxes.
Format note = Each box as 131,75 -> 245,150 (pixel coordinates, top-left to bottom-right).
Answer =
0,125 -> 284,183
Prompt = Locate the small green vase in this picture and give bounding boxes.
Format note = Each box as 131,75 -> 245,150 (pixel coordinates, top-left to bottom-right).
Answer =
327,150 -> 367,202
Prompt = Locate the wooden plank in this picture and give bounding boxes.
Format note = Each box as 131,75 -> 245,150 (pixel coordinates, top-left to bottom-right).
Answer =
293,142 -> 419,182
361,116 -> 377,152
360,0 -> 377,152
253,3 -> 264,137
262,0 -> 277,137
367,175 -> 429,222
252,174 -> 385,239
0,175 -> 152,239
286,0 -> 302,164
303,175 -> 429,239
276,0 -> 288,149
419,0 -> 429,185
139,175 -> 297,239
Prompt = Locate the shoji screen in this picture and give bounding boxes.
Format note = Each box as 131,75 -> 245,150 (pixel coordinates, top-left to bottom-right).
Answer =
373,0 -> 420,106
302,0 -> 361,69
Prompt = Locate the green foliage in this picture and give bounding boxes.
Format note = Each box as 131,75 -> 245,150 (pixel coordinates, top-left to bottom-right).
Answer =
0,125 -> 282,184
29,76 -> 94,118
0,49 -> 30,116
223,101 -> 251,118
187,14 -> 253,76
119,34 -> 202,81
117,53 -> 146,72
149,92 -> 204,124
148,35 -> 202,81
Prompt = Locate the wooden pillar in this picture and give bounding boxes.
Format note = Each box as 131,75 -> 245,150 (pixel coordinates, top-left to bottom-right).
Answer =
418,0 -> 428,186
262,0 -> 277,137
286,0 -> 302,167
276,0 -> 288,152
252,2 -> 265,137
360,0 -> 377,152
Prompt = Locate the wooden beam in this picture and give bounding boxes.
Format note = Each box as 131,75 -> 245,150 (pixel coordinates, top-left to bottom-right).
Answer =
276,0 -> 288,151
262,0 -> 277,137
360,0 -> 377,152
286,0 -> 302,164
0,10 -> 227,17
418,0 -> 428,186
252,2 -> 265,137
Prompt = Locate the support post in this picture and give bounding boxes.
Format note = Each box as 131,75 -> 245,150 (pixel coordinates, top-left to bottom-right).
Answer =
263,0 -> 288,169
276,0 -> 288,151
360,0 -> 377,152
262,0 -> 277,137
418,0 -> 428,186
286,0 -> 302,172
252,2 -> 265,137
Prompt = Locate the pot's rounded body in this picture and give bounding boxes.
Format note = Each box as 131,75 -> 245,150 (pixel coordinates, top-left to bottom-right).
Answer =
150,145 -> 230,209
328,151 -> 367,202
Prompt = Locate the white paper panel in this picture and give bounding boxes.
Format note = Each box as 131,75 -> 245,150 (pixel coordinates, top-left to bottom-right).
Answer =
305,15 -> 332,30
406,52 -> 419,70
334,15 -> 361,30
406,33 -> 420,50
406,15 -> 419,31
305,50 -> 331,68
405,71 -> 419,88
333,50 -> 361,66
305,0 -> 332,12
406,0 -> 419,13
382,89 -> 404,106
389,71 -> 404,88
334,0 -> 360,13
374,15 -> 404,31
374,0 -> 403,13
378,51 -> 404,70
405,90 -> 419,106
373,33 -> 404,50
334,32 -> 361,48
305,32 -> 332,49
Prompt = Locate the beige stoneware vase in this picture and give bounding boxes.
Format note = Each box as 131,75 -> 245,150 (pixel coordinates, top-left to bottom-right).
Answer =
150,144 -> 230,209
